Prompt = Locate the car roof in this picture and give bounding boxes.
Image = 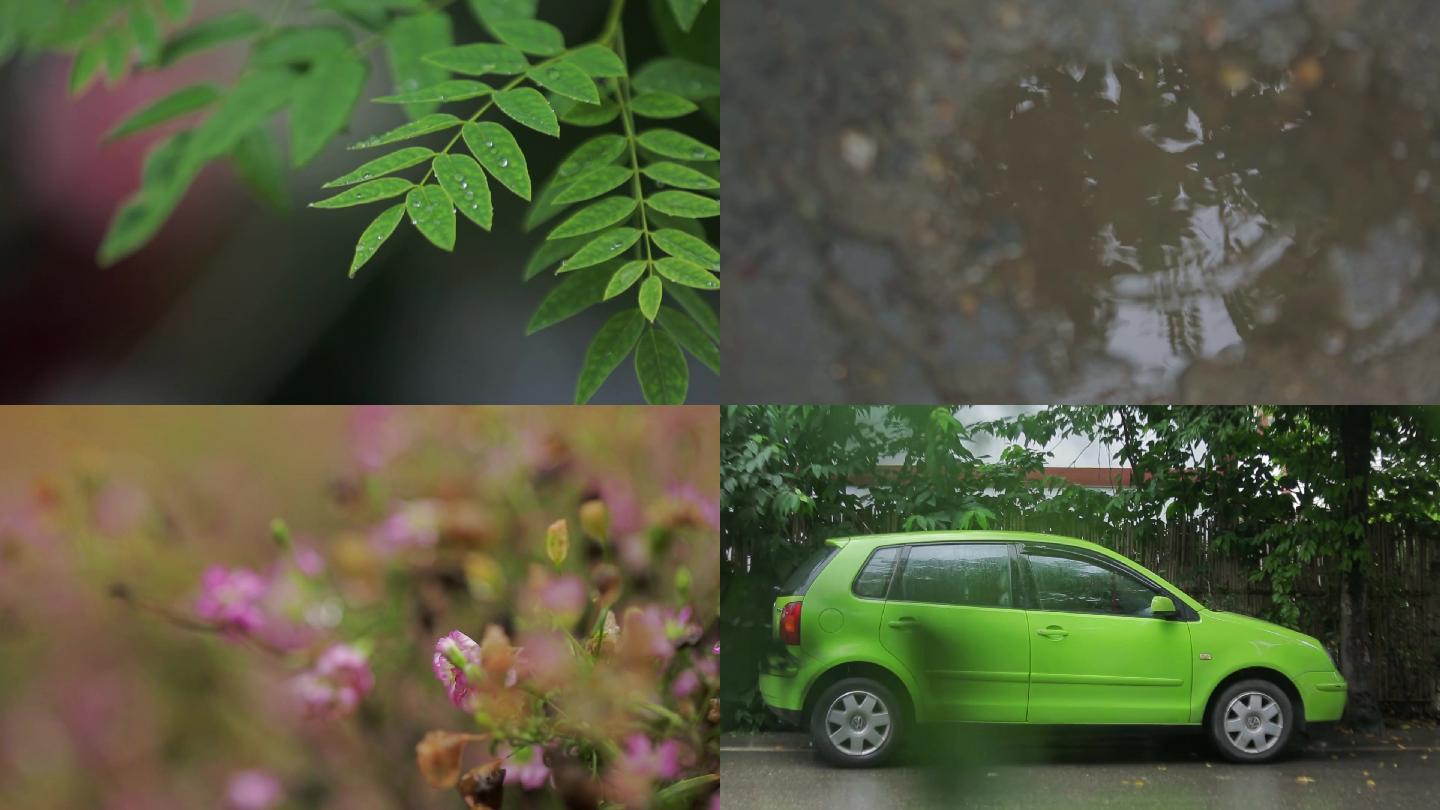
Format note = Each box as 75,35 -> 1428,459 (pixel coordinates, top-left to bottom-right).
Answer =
826,530 -> 1111,556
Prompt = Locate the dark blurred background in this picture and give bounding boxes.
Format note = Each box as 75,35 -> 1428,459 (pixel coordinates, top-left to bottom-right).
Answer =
0,0 -> 719,403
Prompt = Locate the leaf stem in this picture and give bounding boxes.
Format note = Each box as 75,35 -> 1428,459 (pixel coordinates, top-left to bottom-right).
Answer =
613,24 -> 654,276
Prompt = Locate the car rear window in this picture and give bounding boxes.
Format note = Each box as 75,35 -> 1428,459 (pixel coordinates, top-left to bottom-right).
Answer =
896,544 -> 1013,607
852,546 -> 901,599
779,546 -> 838,596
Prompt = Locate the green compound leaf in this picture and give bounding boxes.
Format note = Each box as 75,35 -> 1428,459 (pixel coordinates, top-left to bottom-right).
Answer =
634,325 -> 688,404
349,114 -> 461,149
574,309 -> 646,404
292,53 -> 368,166
69,43 -> 104,95
560,227 -> 643,272
629,93 -> 698,119
311,177 -> 414,209
424,43 -> 528,76
638,275 -> 663,321
556,134 -> 628,180
384,11 -> 454,119
252,26 -> 350,68
488,19 -> 564,56
657,306 -> 719,373
375,79 -> 493,105
648,190 -> 719,218
604,259 -> 648,300
350,203 -> 406,277
494,87 -> 559,136
324,147 -> 435,188
230,129 -> 288,210
556,97 -> 618,128
525,134 -> 626,231
665,0 -> 709,32
554,165 -> 632,205
105,84 -> 221,142
131,7 -> 161,65
189,67 -> 293,159
468,0 -> 539,25
668,285 -> 718,342
462,122 -> 531,200
632,58 -> 720,100
548,196 -> 637,240
641,161 -> 719,190
655,256 -> 719,289
433,154 -> 493,229
637,129 -> 719,161
567,44 -> 626,78
525,261 -> 617,334
529,61 -> 599,104
159,11 -> 264,68
406,184 -> 457,250
99,132 -> 202,265
651,228 -> 719,269
525,235 -> 588,280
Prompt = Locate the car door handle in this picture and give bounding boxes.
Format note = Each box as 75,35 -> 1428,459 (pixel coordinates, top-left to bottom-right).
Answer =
887,617 -> 919,629
1035,627 -> 1070,639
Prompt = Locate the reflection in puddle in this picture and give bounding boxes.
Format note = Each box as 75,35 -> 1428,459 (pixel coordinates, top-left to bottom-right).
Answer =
966,43 -> 1440,387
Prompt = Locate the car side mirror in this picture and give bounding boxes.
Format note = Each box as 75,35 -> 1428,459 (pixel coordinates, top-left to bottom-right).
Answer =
1150,595 -> 1178,618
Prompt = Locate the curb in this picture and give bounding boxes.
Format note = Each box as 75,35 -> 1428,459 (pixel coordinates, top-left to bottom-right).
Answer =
719,733 -> 1440,755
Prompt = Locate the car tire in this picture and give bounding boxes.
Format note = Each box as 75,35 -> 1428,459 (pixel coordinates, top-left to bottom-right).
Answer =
1208,679 -> 1295,763
810,677 -> 904,767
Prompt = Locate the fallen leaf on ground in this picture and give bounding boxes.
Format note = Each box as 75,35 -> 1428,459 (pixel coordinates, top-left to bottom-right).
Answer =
1295,776 -> 1315,784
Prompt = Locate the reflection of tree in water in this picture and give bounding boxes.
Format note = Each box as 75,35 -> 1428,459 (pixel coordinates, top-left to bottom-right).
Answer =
969,42 -> 1439,366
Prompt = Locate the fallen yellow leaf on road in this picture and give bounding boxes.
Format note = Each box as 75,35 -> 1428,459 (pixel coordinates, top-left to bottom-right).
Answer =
1366,779 -> 1377,789
1295,776 -> 1315,784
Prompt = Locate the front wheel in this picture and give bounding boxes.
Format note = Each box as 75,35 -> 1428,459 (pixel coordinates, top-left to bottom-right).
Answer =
809,677 -> 904,767
1208,679 -> 1295,763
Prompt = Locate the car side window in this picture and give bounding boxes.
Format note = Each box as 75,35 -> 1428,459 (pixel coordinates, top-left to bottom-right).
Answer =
853,546 -> 901,599
895,544 -> 1012,608
1025,549 -> 1160,617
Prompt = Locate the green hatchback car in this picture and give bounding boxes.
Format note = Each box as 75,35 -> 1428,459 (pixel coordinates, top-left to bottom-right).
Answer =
759,531 -> 1347,766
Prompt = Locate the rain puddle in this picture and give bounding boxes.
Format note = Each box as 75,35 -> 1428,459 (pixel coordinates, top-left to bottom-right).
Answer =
961,40 -> 1440,391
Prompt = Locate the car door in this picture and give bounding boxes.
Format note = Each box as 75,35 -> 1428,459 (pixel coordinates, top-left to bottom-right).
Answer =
878,543 -> 1030,722
1022,545 -> 1192,724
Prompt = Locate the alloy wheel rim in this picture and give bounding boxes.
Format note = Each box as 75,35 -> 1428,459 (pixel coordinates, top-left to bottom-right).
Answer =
825,690 -> 892,756
1223,691 -> 1283,754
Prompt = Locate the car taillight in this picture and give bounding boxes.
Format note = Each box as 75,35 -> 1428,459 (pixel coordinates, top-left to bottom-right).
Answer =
779,601 -> 802,646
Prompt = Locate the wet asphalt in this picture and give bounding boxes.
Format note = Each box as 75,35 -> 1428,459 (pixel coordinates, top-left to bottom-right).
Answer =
720,728 -> 1439,809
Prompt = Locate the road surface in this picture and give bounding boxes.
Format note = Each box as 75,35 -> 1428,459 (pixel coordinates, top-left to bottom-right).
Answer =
720,728 -> 1439,809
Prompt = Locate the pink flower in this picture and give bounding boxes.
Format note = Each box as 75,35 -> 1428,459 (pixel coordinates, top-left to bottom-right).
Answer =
372,500 -> 441,554
500,744 -> 552,791
672,669 -> 700,698
606,735 -> 684,807
225,770 -> 282,810
291,644 -> 374,720
667,483 -> 720,530
195,566 -> 268,636
432,631 -> 482,709
622,735 -> 682,781
350,406 -> 412,471
538,575 -> 586,616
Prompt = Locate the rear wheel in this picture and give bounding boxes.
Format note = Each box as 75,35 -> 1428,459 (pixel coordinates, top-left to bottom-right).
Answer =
810,677 -> 903,767
1208,679 -> 1295,763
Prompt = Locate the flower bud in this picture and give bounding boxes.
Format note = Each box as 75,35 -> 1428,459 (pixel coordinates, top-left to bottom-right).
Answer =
545,519 -> 569,567
579,499 -> 610,543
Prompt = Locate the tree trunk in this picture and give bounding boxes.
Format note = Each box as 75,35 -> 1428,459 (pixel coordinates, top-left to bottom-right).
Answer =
1336,406 -> 1383,733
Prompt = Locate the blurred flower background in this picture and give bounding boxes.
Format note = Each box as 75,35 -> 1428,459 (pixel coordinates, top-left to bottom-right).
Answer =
0,406 -> 719,809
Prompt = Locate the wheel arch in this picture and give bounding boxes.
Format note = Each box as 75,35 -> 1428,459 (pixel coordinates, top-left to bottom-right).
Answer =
1203,666 -> 1308,730
803,660 -> 918,726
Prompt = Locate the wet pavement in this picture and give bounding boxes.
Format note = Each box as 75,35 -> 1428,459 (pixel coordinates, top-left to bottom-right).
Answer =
720,728 -> 1440,809
724,0 -> 1440,402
